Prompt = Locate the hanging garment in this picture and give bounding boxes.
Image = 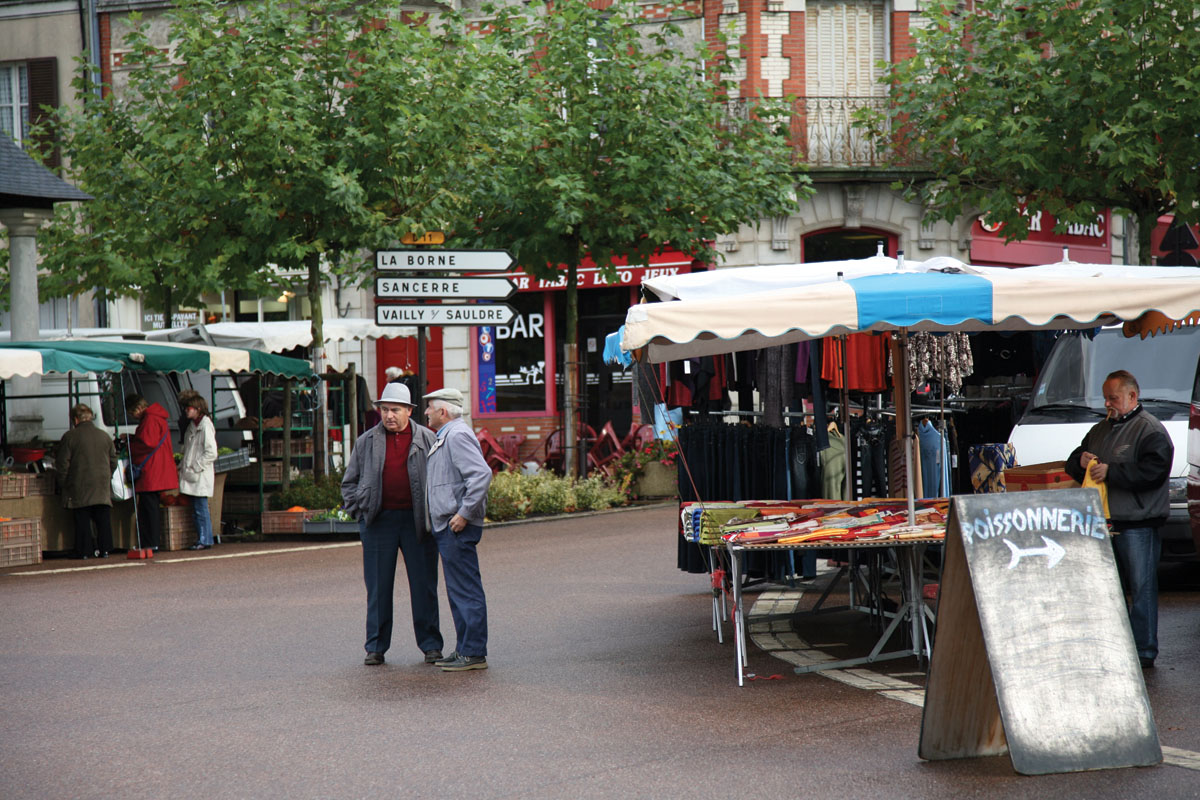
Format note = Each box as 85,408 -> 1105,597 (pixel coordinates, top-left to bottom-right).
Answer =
790,426 -> 817,499
821,333 -> 889,392
917,419 -> 944,498
857,417 -> 888,497
968,443 -> 1016,493
903,331 -> 975,394
821,430 -> 847,499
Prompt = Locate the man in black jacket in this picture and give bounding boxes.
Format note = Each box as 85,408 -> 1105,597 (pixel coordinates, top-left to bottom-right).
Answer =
1064,370 -> 1172,668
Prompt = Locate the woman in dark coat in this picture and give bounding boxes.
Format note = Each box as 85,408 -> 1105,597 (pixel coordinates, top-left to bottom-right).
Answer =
56,404 -> 118,558
126,394 -> 179,553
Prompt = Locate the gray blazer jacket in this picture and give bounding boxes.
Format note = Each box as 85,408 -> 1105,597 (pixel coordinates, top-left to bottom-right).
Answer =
341,420 -> 436,536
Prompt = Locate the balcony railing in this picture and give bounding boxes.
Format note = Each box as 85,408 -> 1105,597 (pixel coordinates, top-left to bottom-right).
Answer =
724,96 -> 921,170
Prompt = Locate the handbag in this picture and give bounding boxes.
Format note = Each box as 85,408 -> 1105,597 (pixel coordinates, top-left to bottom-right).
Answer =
130,431 -> 168,482
111,457 -> 134,502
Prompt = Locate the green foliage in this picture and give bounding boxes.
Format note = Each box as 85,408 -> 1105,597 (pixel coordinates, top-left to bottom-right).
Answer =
466,0 -> 807,280
485,468 -> 626,521
33,0 -> 513,325
609,439 -> 679,499
486,469 -> 534,522
862,0 -> 1200,263
269,469 -> 345,511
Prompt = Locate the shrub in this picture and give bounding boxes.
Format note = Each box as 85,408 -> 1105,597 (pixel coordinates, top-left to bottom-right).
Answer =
484,469 -> 626,521
572,475 -> 625,511
486,470 -> 533,522
269,469 -> 345,511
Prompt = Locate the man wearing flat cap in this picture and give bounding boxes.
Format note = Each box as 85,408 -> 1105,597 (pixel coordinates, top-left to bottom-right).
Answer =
341,382 -> 442,666
423,387 -> 493,671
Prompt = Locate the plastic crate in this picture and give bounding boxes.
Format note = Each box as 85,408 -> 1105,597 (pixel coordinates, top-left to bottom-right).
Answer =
214,449 -> 252,473
0,472 -> 52,499
0,518 -> 41,567
302,519 -> 360,534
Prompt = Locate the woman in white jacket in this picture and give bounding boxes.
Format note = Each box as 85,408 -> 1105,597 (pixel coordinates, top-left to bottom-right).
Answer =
179,393 -> 219,550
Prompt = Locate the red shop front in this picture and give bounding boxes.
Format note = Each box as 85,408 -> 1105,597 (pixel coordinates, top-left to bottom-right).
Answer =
469,250 -> 701,465
970,209 -> 1113,267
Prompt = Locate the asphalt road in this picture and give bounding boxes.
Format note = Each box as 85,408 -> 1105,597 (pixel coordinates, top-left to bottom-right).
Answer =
2,506 -> 1198,799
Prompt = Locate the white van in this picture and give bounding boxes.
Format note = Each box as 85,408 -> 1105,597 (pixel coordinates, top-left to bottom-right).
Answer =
6,369 -> 249,457
1007,325 -> 1199,560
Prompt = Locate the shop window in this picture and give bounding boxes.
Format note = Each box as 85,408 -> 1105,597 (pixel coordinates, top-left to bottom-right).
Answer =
477,292 -> 548,414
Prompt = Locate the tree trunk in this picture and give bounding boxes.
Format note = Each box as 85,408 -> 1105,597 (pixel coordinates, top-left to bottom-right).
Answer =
307,251 -> 327,478
1131,210 -> 1155,266
563,256 -> 580,478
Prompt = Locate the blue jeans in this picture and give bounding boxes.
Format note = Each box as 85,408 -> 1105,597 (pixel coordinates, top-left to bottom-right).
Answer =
361,509 -> 442,656
189,495 -> 213,547
1112,526 -> 1160,660
433,523 -> 488,658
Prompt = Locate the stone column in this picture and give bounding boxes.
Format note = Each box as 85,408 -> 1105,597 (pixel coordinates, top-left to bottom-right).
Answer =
0,207 -> 54,442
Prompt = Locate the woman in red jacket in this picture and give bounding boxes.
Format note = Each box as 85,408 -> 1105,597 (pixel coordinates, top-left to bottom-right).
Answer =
126,394 -> 179,553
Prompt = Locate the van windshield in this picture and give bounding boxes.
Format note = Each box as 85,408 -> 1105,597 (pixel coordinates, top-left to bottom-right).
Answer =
1030,327 -> 1200,411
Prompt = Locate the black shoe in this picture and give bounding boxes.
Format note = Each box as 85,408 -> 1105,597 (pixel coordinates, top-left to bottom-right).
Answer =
1139,656 -> 1155,669
187,543 -> 210,551
99,551 -> 110,558
364,652 -> 385,666
440,654 -> 487,672
433,651 -> 458,667
424,650 -> 444,664
74,554 -> 91,560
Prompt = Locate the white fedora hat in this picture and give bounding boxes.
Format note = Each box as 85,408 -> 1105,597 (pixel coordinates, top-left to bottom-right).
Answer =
376,382 -> 415,407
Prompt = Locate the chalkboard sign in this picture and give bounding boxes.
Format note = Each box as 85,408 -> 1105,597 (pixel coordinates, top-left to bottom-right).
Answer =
919,489 -> 1161,775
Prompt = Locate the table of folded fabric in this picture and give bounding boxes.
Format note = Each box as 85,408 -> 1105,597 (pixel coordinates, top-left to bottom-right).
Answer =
685,497 -> 947,686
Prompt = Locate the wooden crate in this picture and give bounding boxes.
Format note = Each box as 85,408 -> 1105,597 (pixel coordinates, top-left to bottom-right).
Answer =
266,438 -> 314,457
0,518 -> 42,567
228,461 -> 284,485
1004,461 -> 1080,493
261,509 -> 322,534
159,505 -> 197,551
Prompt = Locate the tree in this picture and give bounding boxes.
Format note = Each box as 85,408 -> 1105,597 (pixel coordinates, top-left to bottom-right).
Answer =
865,0 -> 1200,264
463,0 -> 808,474
35,0 -> 515,473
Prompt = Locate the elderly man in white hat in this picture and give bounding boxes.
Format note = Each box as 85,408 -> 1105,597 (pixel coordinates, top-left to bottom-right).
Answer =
341,382 -> 442,667
423,386 -> 493,671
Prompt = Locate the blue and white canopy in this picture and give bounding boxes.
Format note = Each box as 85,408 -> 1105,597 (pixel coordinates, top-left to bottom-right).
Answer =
623,256 -> 1200,363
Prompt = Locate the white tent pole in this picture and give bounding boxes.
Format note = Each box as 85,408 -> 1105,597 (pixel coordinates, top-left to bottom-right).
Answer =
900,327 -> 916,527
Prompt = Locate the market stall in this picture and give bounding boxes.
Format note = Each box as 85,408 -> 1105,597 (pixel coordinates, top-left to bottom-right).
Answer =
1,339 -> 313,554
621,253 -> 1200,678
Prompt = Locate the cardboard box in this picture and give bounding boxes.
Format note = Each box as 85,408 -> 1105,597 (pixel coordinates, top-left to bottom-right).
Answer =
1003,461 -> 1080,493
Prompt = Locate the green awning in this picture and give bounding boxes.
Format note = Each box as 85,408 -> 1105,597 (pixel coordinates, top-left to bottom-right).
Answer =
2,340 -> 313,379
0,347 -> 126,379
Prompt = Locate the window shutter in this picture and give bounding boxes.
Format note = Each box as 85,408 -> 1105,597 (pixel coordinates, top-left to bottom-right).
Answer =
26,57 -> 60,169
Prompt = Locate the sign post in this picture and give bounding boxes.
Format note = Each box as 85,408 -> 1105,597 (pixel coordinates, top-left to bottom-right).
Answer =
373,247 -> 517,404
920,489 -> 1161,775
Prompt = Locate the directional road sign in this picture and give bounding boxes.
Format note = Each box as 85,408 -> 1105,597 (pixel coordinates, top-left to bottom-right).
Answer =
376,249 -> 514,272
376,303 -> 517,327
375,275 -> 516,300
